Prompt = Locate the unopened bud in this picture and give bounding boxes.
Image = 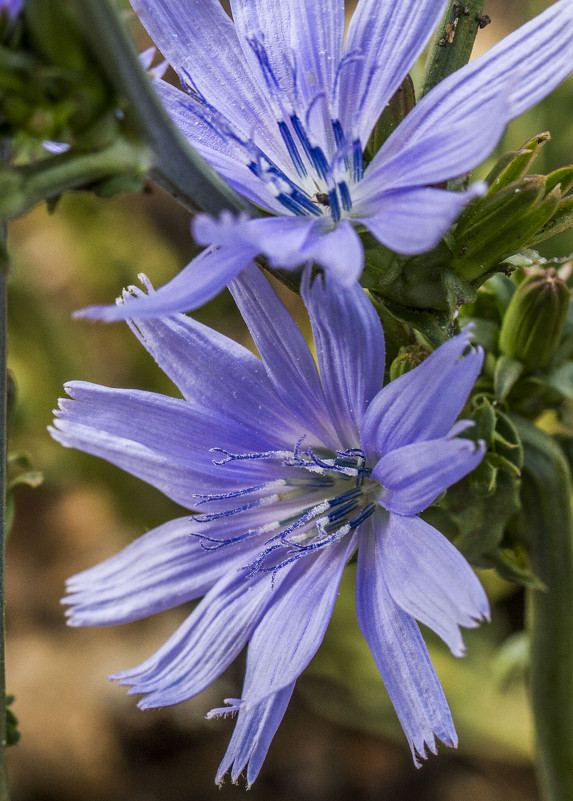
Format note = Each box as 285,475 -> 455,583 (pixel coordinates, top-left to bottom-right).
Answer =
499,270 -> 570,370
389,344 -> 431,381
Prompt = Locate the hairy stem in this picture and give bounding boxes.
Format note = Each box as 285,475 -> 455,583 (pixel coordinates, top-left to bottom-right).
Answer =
420,0 -> 488,97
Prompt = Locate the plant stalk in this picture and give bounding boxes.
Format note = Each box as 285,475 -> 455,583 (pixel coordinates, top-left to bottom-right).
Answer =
514,418 -> 573,801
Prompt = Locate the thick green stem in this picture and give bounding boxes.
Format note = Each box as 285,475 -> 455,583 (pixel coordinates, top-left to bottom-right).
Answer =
420,0 -> 488,98
69,0 -> 251,217
0,147 -> 10,801
514,418 -> 573,801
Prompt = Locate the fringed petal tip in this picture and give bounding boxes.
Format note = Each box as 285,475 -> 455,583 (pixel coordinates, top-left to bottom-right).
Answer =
411,730 -> 459,769
205,698 -> 243,720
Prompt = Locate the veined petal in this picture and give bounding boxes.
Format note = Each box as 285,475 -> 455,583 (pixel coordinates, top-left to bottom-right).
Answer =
125,298 -> 304,443
356,514 -> 457,765
378,0 -> 573,178
288,0 -> 345,104
110,565 -> 274,708
154,79 -> 286,213
230,264 -> 337,449
374,437 -> 486,516
361,326 -> 483,459
362,91 -> 508,192
50,382 -> 296,507
64,516 -> 265,626
75,245 -> 255,322
339,0 -> 449,142
238,533 -> 358,707
302,270 -> 385,448
214,683 -> 295,788
302,221 -> 364,286
381,514 -> 490,656
355,184 -> 485,256
130,0 -> 284,158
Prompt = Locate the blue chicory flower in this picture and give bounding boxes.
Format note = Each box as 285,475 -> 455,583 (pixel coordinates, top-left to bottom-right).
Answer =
78,0 -> 573,321
53,266 -> 488,784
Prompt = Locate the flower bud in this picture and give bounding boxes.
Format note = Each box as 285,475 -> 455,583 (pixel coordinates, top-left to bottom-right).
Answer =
389,344 -> 431,381
499,270 -> 570,370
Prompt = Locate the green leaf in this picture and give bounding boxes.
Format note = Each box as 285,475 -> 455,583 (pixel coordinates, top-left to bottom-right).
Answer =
494,354 -> 525,402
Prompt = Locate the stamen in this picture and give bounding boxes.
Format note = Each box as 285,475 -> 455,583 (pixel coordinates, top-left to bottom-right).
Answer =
194,494 -> 280,523
193,479 -> 286,505
348,503 -> 376,529
209,447 -> 291,465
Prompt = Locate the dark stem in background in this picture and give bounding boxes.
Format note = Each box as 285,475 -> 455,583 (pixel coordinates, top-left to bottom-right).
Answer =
69,0 -> 253,218
515,418 -> 573,801
420,0 -> 488,98
0,142 -> 10,801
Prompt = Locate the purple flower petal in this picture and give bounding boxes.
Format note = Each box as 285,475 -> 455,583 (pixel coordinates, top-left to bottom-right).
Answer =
361,327 -> 483,459
339,0 -> 449,141
373,436 -> 486,516
302,270 -> 385,448
129,0 -> 284,159
238,533 -> 358,707
214,683 -> 295,787
356,514 -> 457,765
124,297 -> 305,443
111,564 -> 274,708
75,244 -> 256,322
64,513 -> 281,626
229,264 -> 338,448
355,184 -> 485,255
381,513 -> 490,656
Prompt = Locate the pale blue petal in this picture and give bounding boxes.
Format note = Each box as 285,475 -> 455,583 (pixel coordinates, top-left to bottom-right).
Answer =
339,0 -> 449,141
374,437 -> 486,516
361,327 -> 483,459
125,300 -> 305,443
301,221 -> 364,286
301,270 -> 385,448
288,0 -> 345,104
381,514 -> 490,656
215,683 -> 295,787
376,0 -> 573,180
51,382 -> 295,507
361,92 -> 508,192
355,184 -> 484,255
238,533 -> 358,707
154,79 -> 286,213
229,0 -> 294,102
110,565 -> 274,708
130,0 -> 284,157
356,514 -> 457,765
75,245 -> 255,322
64,516 -> 264,626
230,264 -> 338,449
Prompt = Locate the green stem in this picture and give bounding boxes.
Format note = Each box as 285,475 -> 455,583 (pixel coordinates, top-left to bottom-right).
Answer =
513,418 -> 573,801
420,0 -> 488,98
0,136 -> 152,222
0,145 -> 10,801
69,0 -> 251,217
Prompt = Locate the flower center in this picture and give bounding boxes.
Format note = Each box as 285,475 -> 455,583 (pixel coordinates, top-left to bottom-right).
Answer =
191,438 -> 378,580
